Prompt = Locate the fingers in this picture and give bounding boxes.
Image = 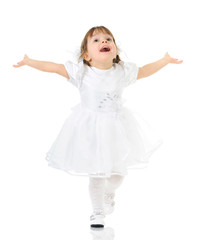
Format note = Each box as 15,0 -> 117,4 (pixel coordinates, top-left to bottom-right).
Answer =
13,64 -> 20,68
173,58 -> 183,64
170,56 -> 183,64
177,60 -> 183,64
13,61 -> 23,67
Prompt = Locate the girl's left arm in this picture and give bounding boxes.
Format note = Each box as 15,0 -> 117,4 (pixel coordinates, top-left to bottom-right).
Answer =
137,52 -> 183,79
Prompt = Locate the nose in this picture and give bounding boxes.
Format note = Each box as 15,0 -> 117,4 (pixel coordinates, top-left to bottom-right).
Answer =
102,40 -> 107,43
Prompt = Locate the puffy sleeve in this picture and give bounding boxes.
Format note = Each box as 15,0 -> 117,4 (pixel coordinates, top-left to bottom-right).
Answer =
64,61 -> 83,89
119,61 -> 139,87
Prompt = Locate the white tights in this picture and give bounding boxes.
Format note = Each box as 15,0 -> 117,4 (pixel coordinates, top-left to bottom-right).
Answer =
89,175 -> 125,213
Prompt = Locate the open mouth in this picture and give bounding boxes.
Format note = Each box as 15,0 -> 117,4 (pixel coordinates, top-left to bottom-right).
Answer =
100,46 -> 110,52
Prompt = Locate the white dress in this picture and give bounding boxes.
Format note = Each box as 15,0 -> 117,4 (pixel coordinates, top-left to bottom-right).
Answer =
45,60 -> 163,178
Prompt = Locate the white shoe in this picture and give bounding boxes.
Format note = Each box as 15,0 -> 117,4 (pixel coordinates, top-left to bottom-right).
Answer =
104,192 -> 115,215
90,210 -> 105,228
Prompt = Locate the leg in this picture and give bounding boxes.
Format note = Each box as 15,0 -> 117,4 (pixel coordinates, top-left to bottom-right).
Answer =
103,174 -> 125,215
89,177 -> 106,214
89,177 -> 106,228
105,174 -> 125,194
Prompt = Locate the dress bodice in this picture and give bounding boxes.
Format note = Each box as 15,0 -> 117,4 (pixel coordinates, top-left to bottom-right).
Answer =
80,83 -> 125,113
64,60 -> 139,113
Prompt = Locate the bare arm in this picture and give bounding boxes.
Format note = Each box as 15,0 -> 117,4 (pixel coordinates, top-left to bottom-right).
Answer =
13,54 -> 69,79
137,52 -> 183,79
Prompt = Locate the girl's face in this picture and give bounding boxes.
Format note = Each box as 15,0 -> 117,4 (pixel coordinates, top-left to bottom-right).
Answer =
83,31 -> 117,69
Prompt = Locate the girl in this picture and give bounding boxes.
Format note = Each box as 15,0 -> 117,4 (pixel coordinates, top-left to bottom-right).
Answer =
13,26 -> 183,229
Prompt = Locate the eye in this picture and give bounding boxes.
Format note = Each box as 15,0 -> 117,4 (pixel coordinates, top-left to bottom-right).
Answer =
93,39 -> 98,42
107,38 -> 112,41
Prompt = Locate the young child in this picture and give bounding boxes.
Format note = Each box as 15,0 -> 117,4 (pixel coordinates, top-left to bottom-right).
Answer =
13,26 -> 183,229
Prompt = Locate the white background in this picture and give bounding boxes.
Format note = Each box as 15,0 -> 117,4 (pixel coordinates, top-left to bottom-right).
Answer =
0,0 -> 197,239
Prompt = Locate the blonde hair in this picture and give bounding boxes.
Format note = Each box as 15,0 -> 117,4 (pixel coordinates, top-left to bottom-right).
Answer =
78,26 -> 121,66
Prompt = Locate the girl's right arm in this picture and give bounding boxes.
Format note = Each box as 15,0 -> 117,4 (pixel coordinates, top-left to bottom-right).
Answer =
13,54 -> 69,79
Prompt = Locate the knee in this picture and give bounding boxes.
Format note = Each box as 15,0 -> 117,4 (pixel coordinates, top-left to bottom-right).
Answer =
109,175 -> 124,186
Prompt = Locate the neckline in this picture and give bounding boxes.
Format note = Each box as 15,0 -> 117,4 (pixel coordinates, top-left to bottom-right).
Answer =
90,64 -> 114,73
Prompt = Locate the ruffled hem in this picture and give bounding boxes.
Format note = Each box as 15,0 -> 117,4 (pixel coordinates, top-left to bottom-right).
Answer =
46,138 -> 163,178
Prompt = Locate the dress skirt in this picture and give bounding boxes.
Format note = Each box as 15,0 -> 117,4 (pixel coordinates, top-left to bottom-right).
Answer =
45,103 -> 163,178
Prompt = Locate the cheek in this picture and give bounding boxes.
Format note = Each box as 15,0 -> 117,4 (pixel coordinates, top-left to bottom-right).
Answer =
111,44 -> 117,52
112,46 -> 117,56
89,46 -> 98,54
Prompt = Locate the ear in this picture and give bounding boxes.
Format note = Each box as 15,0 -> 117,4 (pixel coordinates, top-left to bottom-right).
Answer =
83,52 -> 91,62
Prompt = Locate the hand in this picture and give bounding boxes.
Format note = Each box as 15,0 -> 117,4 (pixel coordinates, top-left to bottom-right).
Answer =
164,52 -> 183,64
13,54 -> 30,68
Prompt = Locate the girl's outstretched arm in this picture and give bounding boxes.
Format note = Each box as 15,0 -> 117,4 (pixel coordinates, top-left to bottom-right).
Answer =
13,54 -> 69,79
137,52 -> 183,79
